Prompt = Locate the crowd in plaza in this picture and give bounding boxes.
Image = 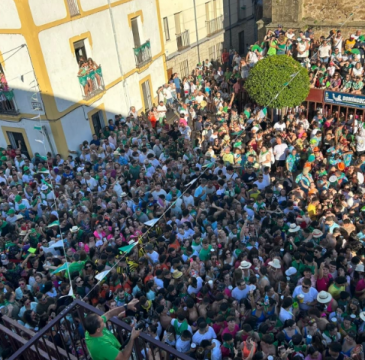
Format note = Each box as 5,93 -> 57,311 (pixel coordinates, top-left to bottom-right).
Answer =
245,25 -> 365,93
2,24 -> 365,360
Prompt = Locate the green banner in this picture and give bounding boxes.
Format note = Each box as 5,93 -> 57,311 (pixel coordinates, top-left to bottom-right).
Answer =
1,90 -> 14,101
78,75 -> 87,86
134,41 -> 150,56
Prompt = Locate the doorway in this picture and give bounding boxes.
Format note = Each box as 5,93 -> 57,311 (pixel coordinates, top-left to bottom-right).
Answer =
141,79 -> 152,112
91,111 -> 103,136
6,131 -> 30,158
239,30 -> 245,56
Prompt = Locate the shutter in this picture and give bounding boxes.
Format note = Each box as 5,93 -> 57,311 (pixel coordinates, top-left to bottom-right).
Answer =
131,18 -> 141,48
174,13 -> 181,34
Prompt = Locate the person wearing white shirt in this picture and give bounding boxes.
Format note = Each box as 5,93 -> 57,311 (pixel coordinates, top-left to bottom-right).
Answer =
81,173 -> 97,191
202,339 -> 222,360
231,281 -> 250,301
279,297 -> 295,323
187,277 -> 203,295
292,280 -> 318,311
176,331 -> 192,353
192,322 -> 217,344
273,120 -> 286,132
182,192 -> 194,207
273,138 -> 288,161
157,101 -> 167,122
151,184 -> 167,200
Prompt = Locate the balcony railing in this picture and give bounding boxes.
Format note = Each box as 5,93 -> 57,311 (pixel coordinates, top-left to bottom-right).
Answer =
8,299 -> 194,360
78,65 -> 105,100
134,40 -> 152,68
0,89 -> 19,115
176,30 -> 190,51
206,15 -> 224,36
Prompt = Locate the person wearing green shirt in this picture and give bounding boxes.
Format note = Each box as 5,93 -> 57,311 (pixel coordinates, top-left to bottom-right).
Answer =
85,298 -> 140,360
199,240 -> 212,261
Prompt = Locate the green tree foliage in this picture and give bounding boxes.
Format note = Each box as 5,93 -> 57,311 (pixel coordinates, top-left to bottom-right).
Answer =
245,56 -> 310,109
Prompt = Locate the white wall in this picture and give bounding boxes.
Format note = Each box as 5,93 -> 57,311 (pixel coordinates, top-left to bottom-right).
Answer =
29,0 -> 67,27
0,0 -> 21,29
0,118 -> 57,157
0,34 -> 44,116
38,0 -> 163,113
79,0 -> 108,12
60,56 -> 166,151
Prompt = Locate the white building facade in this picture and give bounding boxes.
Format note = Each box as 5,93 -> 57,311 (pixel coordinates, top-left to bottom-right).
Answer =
0,0 -> 167,158
160,0 -> 225,80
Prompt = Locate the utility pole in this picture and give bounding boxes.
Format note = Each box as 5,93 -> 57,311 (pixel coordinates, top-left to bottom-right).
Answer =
193,0 -> 201,64
107,0 -> 130,111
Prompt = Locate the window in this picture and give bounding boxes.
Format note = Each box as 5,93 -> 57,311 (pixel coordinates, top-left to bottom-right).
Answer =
74,40 -> 87,65
163,17 -> 170,41
238,0 -> 246,20
209,45 -> 216,60
179,60 -> 189,79
131,18 -> 141,48
6,131 -> 30,158
174,12 -> 184,35
91,111 -> 104,136
216,42 -> 223,57
205,2 -> 210,21
66,0 -> 80,17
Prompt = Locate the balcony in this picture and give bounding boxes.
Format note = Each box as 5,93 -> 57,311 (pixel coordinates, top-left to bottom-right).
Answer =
6,299 -> 193,360
176,30 -> 190,51
77,65 -> 105,100
206,15 -> 224,36
0,89 -> 19,115
134,40 -> 152,68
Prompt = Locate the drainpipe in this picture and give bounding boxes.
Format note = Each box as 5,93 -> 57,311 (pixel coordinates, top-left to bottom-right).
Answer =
193,0 -> 201,64
228,0 -> 232,47
107,0 -> 130,112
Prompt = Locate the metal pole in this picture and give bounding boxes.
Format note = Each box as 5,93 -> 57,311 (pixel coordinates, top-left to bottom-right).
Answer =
107,0 -> 130,111
228,0 -> 232,48
193,0 -> 201,64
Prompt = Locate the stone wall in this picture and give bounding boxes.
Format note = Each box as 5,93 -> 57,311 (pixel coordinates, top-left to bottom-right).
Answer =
271,0 -> 303,23
262,0 -> 365,42
303,0 -> 365,22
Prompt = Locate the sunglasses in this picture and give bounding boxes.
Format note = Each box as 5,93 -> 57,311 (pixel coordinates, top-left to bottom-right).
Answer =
302,286 -> 309,289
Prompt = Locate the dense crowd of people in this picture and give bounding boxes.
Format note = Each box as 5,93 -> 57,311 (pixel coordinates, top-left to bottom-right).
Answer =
244,26 -> 365,93
2,26 -> 365,360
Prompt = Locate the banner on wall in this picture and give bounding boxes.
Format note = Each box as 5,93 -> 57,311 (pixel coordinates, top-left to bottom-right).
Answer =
324,91 -> 365,110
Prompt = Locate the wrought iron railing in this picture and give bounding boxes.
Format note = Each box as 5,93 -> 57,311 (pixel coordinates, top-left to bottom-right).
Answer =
176,30 -> 190,51
78,66 -> 105,100
206,15 -> 224,36
7,299 -> 194,360
134,40 -> 152,68
0,89 -> 19,115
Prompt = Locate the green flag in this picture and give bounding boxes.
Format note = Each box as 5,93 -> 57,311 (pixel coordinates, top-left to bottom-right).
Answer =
231,130 -> 244,136
203,162 -> 215,168
119,243 -> 137,254
234,142 -> 242,148
41,179 -> 52,188
47,220 -> 59,228
51,262 -> 70,274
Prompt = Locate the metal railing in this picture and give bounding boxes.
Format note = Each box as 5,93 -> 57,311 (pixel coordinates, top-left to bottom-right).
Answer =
206,15 -> 224,36
8,300 -> 194,360
78,66 -> 105,100
134,40 -> 152,68
66,0 -> 80,16
176,30 -> 190,51
2,316 -> 76,359
0,90 -> 19,115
